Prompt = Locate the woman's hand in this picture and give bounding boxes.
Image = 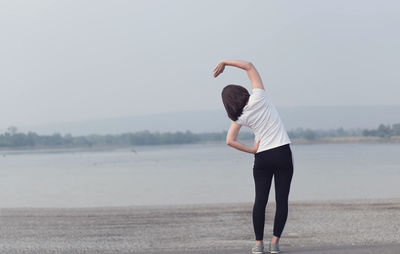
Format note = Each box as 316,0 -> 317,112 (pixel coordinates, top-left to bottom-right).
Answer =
253,139 -> 261,154
213,59 -> 265,90
213,61 -> 225,78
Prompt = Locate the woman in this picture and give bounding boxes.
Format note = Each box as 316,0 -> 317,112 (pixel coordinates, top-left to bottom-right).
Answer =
213,60 -> 294,254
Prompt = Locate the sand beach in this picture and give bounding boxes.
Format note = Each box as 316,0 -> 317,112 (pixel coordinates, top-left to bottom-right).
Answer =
1,198 -> 399,253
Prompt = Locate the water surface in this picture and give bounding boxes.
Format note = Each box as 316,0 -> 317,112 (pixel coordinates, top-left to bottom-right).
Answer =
0,143 -> 399,207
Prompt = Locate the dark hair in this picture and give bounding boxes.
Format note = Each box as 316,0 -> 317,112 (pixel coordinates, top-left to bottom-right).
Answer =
221,84 -> 250,121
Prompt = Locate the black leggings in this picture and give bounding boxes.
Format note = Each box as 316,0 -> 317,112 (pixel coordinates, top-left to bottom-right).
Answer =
252,144 -> 293,240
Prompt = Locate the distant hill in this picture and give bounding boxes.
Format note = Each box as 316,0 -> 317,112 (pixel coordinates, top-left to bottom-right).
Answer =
17,105 -> 400,135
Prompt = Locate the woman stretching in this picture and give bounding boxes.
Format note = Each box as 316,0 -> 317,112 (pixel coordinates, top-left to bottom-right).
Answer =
213,60 -> 294,254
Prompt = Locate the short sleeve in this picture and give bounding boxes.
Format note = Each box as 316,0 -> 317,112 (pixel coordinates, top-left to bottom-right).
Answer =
245,88 -> 266,109
235,115 -> 243,125
251,88 -> 266,101
235,110 -> 248,126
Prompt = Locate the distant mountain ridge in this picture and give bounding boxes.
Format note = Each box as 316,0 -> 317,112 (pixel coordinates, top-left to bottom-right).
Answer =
17,105 -> 400,136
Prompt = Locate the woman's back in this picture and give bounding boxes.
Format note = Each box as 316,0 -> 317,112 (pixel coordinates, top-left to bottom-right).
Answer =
235,88 -> 291,153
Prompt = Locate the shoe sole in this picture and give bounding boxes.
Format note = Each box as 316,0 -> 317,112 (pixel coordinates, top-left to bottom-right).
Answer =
270,251 -> 280,254
252,252 -> 263,254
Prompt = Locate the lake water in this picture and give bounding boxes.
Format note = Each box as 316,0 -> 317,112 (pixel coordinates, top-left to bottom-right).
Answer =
0,143 -> 399,207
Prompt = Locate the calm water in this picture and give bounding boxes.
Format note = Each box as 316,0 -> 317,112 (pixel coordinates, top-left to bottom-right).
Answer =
0,143 -> 399,207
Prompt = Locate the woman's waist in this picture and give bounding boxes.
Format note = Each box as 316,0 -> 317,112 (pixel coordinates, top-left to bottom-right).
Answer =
255,142 -> 291,156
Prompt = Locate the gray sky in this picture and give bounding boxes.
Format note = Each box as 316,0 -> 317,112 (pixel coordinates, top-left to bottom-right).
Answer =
1,0 -> 399,131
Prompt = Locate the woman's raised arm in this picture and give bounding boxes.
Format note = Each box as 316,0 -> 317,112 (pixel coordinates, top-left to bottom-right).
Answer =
213,59 -> 265,90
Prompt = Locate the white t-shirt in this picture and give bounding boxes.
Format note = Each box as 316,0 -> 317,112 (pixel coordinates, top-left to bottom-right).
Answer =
235,88 -> 291,153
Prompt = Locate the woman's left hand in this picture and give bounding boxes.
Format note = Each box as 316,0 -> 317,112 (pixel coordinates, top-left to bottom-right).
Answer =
213,61 -> 225,78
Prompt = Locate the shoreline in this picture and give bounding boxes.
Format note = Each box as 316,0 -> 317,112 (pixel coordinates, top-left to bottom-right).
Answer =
1,198 -> 399,253
2,196 -> 399,210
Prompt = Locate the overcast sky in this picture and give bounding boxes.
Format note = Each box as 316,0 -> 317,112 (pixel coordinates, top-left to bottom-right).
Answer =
1,0 -> 399,131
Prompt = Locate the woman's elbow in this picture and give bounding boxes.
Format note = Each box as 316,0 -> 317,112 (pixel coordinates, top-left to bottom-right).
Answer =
226,139 -> 233,146
245,62 -> 254,70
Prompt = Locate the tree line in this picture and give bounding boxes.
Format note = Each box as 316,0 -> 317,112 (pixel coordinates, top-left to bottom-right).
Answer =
290,123 -> 400,140
0,123 -> 399,148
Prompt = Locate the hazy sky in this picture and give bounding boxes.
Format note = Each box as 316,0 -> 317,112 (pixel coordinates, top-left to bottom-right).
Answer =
1,0 -> 399,131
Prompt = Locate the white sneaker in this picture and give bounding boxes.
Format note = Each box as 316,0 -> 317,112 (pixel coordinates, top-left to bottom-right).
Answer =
269,242 -> 280,253
251,242 -> 264,254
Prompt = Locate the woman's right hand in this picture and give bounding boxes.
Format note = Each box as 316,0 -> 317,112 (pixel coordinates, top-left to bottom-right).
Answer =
253,139 -> 261,154
213,61 -> 225,78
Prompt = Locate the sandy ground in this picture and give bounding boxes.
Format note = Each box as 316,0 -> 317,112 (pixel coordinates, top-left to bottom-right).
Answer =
0,199 -> 399,253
